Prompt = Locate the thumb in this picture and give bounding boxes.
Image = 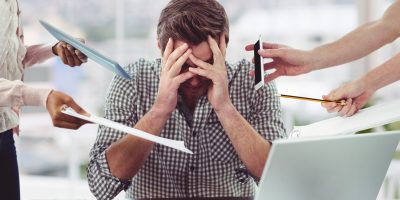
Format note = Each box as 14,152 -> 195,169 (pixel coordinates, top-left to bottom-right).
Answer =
66,98 -> 89,117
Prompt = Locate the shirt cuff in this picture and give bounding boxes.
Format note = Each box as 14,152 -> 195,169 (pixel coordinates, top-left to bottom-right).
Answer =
21,85 -> 52,107
97,151 -> 132,189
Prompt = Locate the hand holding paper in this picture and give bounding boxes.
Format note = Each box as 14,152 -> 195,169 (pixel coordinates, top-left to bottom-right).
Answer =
61,107 -> 193,154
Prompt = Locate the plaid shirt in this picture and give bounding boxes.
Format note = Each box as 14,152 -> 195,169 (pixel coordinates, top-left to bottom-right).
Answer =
87,58 -> 286,200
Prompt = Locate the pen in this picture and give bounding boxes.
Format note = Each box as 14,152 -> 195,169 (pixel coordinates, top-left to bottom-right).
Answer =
277,94 -> 346,106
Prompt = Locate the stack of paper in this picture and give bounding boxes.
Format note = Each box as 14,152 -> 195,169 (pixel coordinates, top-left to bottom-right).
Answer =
289,99 -> 400,138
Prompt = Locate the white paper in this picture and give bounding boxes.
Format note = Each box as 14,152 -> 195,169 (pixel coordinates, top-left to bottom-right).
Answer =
62,107 -> 193,154
290,99 -> 400,138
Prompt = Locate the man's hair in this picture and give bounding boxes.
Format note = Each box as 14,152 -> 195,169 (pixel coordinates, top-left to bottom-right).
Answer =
157,0 -> 229,53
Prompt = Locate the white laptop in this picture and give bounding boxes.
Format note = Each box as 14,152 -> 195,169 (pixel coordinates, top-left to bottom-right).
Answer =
255,131 -> 400,200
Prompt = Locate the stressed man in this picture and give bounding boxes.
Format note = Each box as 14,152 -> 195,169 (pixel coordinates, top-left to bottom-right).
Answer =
87,0 -> 286,199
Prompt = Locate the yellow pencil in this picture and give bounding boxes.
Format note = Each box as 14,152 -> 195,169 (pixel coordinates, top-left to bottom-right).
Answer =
277,94 -> 346,106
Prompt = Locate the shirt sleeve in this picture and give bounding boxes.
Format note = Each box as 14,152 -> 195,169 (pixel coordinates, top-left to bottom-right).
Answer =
0,78 -> 52,107
23,44 -> 54,68
241,59 -> 286,141
87,64 -> 139,200
248,79 -> 287,140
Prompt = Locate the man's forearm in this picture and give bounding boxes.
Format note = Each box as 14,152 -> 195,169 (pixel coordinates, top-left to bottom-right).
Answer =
215,103 -> 271,178
362,53 -> 400,92
106,108 -> 171,181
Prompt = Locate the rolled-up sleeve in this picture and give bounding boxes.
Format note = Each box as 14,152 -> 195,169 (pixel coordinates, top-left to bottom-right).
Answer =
0,78 -> 51,107
87,64 -> 138,199
248,79 -> 287,140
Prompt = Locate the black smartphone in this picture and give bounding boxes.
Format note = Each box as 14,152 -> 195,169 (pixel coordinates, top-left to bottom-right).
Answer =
254,35 -> 264,90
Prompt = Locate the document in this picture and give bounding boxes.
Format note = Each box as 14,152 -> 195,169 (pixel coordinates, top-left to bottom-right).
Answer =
290,99 -> 400,138
62,107 -> 193,154
40,20 -> 132,80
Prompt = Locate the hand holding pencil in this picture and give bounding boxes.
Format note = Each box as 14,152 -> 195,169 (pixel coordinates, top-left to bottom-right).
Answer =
278,79 -> 372,117
321,79 -> 376,117
278,78 -> 375,117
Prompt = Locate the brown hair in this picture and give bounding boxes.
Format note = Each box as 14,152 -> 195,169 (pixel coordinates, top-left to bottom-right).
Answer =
157,0 -> 229,53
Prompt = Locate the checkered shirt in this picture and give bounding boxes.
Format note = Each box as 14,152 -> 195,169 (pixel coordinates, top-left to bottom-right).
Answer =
87,58 -> 286,200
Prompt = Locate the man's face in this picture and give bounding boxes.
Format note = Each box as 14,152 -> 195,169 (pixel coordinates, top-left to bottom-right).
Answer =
174,40 -> 213,98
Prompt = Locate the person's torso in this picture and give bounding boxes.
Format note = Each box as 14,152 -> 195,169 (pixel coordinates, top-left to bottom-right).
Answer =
0,0 -> 27,132
124,58 -> 283,199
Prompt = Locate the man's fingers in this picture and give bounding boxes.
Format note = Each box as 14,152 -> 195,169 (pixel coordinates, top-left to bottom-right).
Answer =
174,71 -> 195,85
208,35 -> 223,65
162,38 -> 174,69
219,33 -> 227,58
249,70 -> 255,76
165,43 -> 189,72
189,54 -> 212,70
169,49 -> 192,76
189,67 -> 213,80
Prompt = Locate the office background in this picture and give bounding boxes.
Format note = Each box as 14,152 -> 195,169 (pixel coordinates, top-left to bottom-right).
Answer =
17,0 -> 400,199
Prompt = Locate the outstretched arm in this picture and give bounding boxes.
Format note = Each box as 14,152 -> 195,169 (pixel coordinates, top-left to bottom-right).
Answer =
245,0 -> 400,82
322,52 -> 400,117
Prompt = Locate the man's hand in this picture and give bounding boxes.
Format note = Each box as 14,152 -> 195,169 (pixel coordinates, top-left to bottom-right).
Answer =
152,38 -> 195,115
245,42 -> 315,83
321,79 -> 375,117
46,91 -> 89,129
52,39 -> 88,67
189,34 -> 232,111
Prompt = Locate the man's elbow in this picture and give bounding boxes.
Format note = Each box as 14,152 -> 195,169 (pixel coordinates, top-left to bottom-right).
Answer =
86,161 -> 118,200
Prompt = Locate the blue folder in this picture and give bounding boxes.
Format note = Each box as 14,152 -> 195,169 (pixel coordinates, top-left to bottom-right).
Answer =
40,20 -> 132,80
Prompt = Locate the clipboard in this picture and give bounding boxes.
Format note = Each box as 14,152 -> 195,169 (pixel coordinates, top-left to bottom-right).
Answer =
62,107 -> 193,154
40,20 -> 132,80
